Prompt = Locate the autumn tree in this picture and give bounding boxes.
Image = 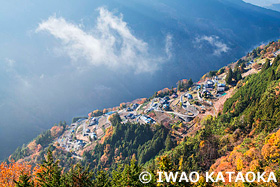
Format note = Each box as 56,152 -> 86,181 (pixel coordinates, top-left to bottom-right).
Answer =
102,108 -> 108,114
0,161 -> 32,187
93,110 -> 103,117
119,103 -> 126,109
157,155 -> 174,172
108,113 -> 121,125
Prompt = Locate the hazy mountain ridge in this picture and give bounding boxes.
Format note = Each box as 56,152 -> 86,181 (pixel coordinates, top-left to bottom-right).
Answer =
266,4 -> 280,12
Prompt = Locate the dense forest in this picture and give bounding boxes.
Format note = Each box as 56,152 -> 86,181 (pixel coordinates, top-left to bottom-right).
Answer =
81,113 -> 170,173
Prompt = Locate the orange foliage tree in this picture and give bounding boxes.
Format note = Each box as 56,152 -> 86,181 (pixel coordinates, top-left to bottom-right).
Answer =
0,161 -> 32,187
50,126 -> 64,138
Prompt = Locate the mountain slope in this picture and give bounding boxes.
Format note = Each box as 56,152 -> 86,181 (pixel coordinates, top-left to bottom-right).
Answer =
3,40 -> 280,186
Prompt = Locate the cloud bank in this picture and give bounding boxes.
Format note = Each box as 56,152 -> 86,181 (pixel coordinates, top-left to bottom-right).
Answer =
194,35 -> 230,56
36,7 -> 171,73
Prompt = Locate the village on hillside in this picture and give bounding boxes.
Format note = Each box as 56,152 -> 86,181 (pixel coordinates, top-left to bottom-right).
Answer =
9,41 -> 280,167
54,53 -> 267,158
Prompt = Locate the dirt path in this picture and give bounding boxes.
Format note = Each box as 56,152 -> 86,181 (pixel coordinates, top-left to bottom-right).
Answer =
213,88 -> 235,115
242,68 -> 258,77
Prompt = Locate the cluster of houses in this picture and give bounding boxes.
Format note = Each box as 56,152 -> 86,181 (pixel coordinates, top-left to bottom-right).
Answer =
200,77 -> 226,98
124,113 -> 136,119
83,128 -> 97,140
148,96 -> 171,112
204,78 -> 225,91
140,115 -> 155,124
76,140 -> 86,149
61,138 -> 86,152
159,96 -> 170,111
123,107 -> 157,124
123,112 -> 156,125
126,103 -> 139,112
89,117 -> 99,126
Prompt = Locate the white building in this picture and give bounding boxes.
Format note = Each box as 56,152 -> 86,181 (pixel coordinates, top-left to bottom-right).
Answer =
217,83 -> 226,92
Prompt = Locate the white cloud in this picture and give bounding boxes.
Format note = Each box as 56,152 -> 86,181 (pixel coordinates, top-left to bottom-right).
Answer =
165,34 -> 173,59
36,7 -> 171,73
195,35 -> 230,56
243,0 -> 280,7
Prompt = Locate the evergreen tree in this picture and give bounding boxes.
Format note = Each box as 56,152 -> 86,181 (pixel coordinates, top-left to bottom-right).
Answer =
121,159 -> 144,187
111,166 -> 123,187
165,134 -> 173,151
269,69 -> 276,82
236,71 -> 242,82
109,113 -> 122,125
233,65 -> 243,82
93,170 -> 111,187
272,54 -> 280,67
14,172 -> 33,187
225,68 -> 233,84
177,81 -> 182,92
237,59 -> 243,65
36,149 -> 62,187
189,78 -> 193,87
240,63 -> 246,73
62,163 -> 94,187
262,59 -> 271,71
218,67 -> 225,74
252,49 -> 257,58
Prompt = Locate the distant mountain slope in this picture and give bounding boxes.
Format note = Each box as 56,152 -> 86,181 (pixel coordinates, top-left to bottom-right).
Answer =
266,4 -> 280,12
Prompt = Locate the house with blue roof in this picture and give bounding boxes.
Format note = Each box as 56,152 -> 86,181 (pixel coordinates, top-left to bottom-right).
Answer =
187,94 -> 193,99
